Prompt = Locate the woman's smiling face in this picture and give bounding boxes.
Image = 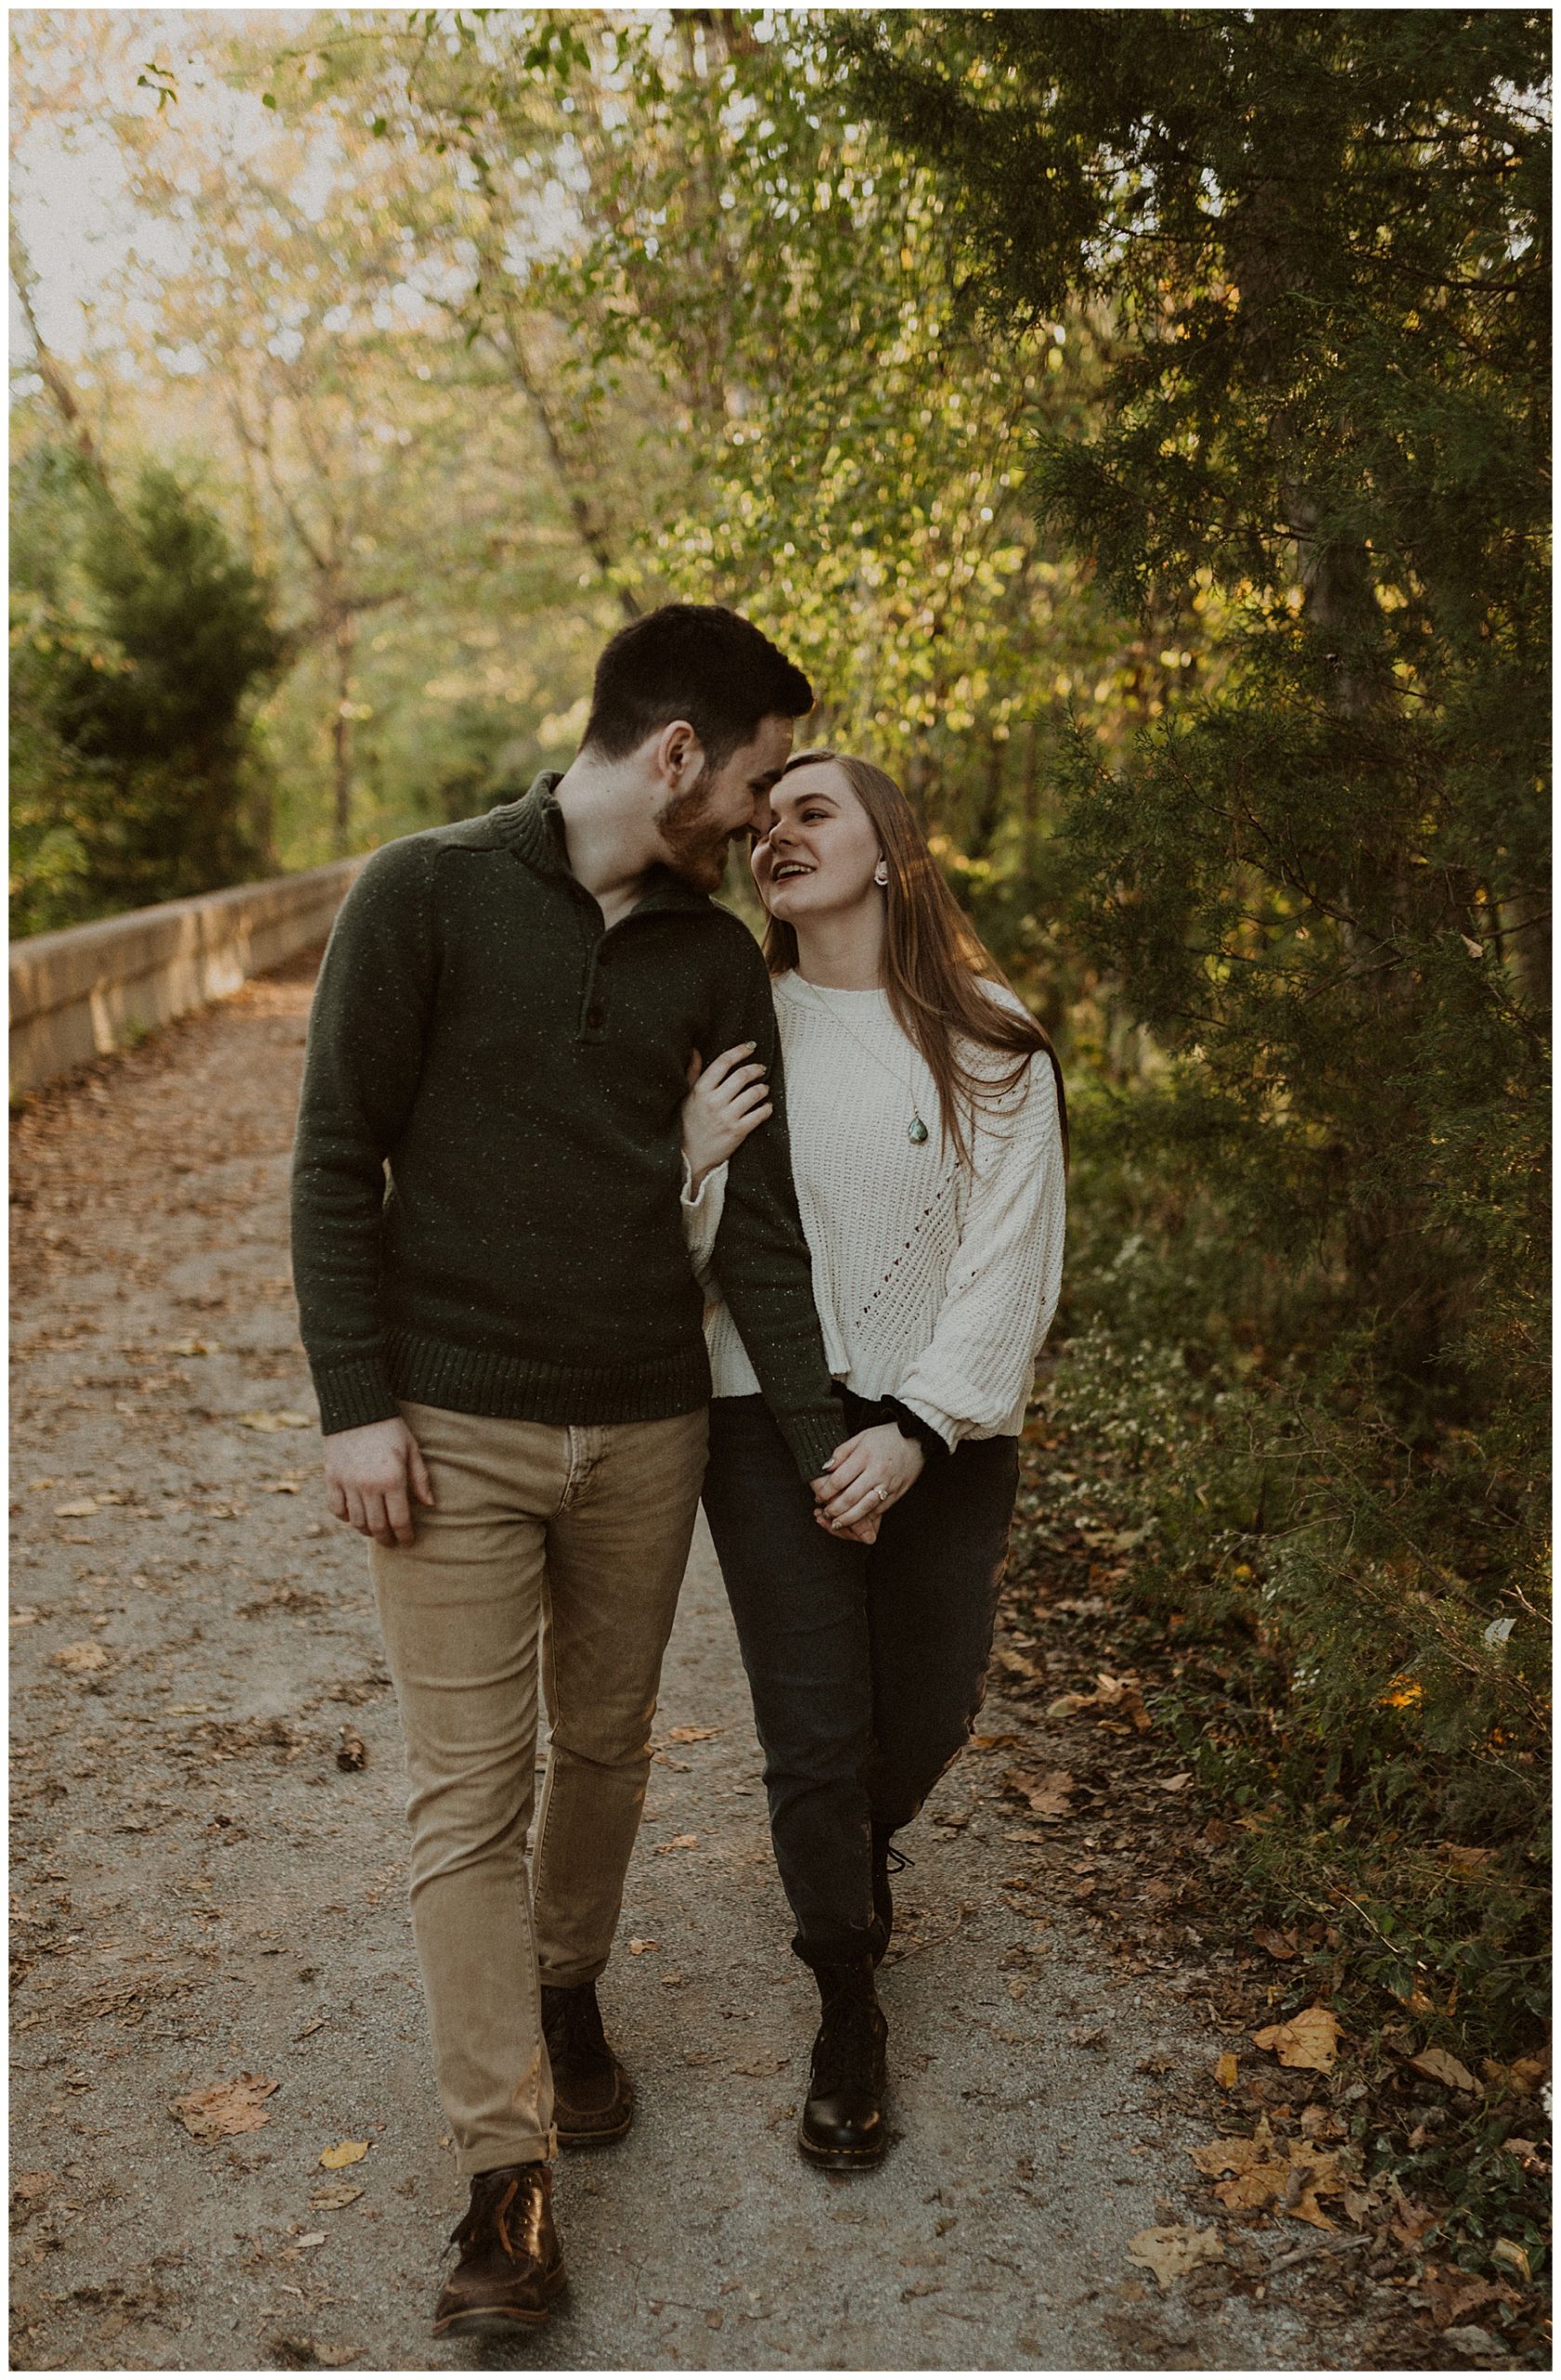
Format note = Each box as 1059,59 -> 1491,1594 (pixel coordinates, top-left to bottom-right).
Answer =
750,760 -> 883,921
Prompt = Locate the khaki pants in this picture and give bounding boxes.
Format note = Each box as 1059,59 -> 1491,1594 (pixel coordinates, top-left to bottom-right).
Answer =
370,1399 -> 708,2176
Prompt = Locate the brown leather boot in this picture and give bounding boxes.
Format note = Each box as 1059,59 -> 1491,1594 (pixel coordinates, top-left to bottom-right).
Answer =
541,1979 -> 634,2146
431,2162 -> 565,2336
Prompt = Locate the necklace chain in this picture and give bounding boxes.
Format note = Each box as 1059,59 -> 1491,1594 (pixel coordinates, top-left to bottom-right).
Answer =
787,975 -> 933,1146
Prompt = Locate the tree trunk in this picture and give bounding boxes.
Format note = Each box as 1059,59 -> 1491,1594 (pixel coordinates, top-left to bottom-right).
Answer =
332,610 -> 357,856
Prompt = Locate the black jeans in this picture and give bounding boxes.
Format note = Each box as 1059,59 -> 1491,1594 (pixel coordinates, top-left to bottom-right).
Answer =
701,1392 -> 1019,1968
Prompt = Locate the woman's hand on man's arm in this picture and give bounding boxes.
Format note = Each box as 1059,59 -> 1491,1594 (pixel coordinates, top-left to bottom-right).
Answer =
681,1042 -> 774,1193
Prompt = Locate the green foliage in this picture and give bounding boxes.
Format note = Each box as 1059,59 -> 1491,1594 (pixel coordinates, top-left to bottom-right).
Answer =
10,445 -> 284,931
853,8 -> 1551,2093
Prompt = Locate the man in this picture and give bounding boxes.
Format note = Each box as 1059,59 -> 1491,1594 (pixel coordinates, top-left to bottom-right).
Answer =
290,604 -> 844,2335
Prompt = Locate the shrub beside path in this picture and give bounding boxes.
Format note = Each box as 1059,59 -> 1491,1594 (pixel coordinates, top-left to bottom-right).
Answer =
12,952 -> 1396,2371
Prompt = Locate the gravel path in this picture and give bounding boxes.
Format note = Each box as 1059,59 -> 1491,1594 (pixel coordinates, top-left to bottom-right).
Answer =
10,952 -> 1366,2372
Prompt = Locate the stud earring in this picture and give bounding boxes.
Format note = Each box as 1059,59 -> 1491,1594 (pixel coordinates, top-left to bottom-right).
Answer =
873,861 -> 889,888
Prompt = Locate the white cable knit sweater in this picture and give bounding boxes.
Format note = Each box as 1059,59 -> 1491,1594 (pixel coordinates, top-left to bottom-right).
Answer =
681,971 -> 1065,1448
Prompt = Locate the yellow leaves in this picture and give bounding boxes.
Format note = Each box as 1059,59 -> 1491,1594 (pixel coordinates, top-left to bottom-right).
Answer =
236,1408 -> 312,1432
319,2140 -> 369,2170
165,1336 -> 221,1356
1492,2238 -> 1533,2284
665,1726 -> 721,1744
1214,2051 -> 1239,2091
653,1832 -> 698,1855
1252,2006 -> 1341,2073
171,2072 -> 279,2141
1379,1674 -> 1422,1709
1189,2116 -> 1350,2229
311,2183 -> 364,2210
1127,2224 -> 1224,2288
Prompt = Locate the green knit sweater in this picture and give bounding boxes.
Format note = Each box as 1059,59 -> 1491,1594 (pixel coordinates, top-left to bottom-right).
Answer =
289,776 -> 840,1481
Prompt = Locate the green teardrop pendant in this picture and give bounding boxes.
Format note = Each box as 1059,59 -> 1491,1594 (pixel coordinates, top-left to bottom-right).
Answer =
907,1116 -> 930,1144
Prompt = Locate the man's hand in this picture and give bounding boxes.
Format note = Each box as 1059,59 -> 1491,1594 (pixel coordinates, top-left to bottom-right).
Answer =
323,1416 -> 434,1548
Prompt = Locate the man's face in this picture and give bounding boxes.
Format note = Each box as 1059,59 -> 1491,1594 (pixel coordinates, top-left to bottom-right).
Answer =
653,714 -> 796,893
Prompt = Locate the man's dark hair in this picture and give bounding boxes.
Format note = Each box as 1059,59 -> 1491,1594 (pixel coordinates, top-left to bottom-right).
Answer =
581,603 -> 814,768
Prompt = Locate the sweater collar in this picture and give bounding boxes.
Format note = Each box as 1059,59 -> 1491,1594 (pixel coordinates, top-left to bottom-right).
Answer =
490,772 -> 713,918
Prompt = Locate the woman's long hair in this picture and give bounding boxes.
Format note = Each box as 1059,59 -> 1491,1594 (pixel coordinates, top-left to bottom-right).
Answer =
761,749 -> 1068,1170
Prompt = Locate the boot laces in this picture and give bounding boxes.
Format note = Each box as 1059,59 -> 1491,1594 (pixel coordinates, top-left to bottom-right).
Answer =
452,2165 -> 539,2258
812,1988 -> 884,2098
546,1983 -> 609,2065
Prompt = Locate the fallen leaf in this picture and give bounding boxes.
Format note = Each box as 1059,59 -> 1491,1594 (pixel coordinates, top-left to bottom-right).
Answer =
666,1726 -> 721,1743
1481,2053 -> 1547,2098
1491,2237 -> 1532,2284
166,1338 -> 222,1356
1001,1765 -> 1076,1818
1424,2272 -> 1511,2330
1127,2224 -> 1225,2289
968,1732 -> 1021,1750
336,1726 -> 367,1773
654,1832 -> 698,1854
171,2072 -> 279,2141
1440,1843 -> 1500,1871
628,1938 -> 659,1955
296,2230 -> 326,2249
734,2054 -> 786,2077
1253,1925 -> 1301,1960
1409,2045 -> 1476,2094
264,1478 -> 303,1496
319,2140 -> 370,2170
50,1641 -> 110,1673
1190,2120 -> 1347,2230
236,1409 -> 313,1432
10,2171 -> 55,2210
10,1607 -> 42,1626
52,1499 -> 99,1519
1252,2005 -> 1341,2073
1214,2052 -> 1239,2090
310,2184 -> 364,2210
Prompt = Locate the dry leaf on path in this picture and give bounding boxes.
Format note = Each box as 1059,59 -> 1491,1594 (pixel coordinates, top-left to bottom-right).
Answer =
1189,2118 -> 1348,2229
1001,1765 -> 1076,1818
1158,1771 -> 1194,1792
319,2140 -> 370,2170
1253,1925 -> 1302,1960
310,2184 -> 364,2210
51,1641 -> 110,1673
666,1726 -> 721,1743
1491,2238 -> 1532,2284
628,1938 -> 659,1955
1408,2045 -> 1477,2093
1214,2052 -> 1239,2090
734,2054 -> 786,2078
171,2072 -> 279,2141
236,1408 -> 312,1432
654,1832 -> 698,1854
53,1498 -> 99,1518
336,1726 -> 367,1772
1253,2005 -> 1341,2072
1127,2225 -> 1225,2289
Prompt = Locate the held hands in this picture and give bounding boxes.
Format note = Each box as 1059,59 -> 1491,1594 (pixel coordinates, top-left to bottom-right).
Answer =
811,1422 -> 925,1541
681,1043 -> 774,1193
323,1417 -> 434,1548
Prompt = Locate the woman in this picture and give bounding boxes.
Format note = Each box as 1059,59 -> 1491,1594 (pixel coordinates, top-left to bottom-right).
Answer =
679,748 -> 1066,2170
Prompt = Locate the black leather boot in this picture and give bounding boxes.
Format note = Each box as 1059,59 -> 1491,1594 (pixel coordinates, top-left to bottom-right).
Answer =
868,1826 -> 911,1966
798,1956 -> 889,2169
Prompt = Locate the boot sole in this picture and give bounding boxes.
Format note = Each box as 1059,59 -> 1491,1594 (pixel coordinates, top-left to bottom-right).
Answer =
797,2126 -> 889,2172
431,2264 -> 567,2335
555,2097 -> 634,2149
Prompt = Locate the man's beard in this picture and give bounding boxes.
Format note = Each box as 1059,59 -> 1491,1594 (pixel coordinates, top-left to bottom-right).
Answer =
655,770 -> 734,893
